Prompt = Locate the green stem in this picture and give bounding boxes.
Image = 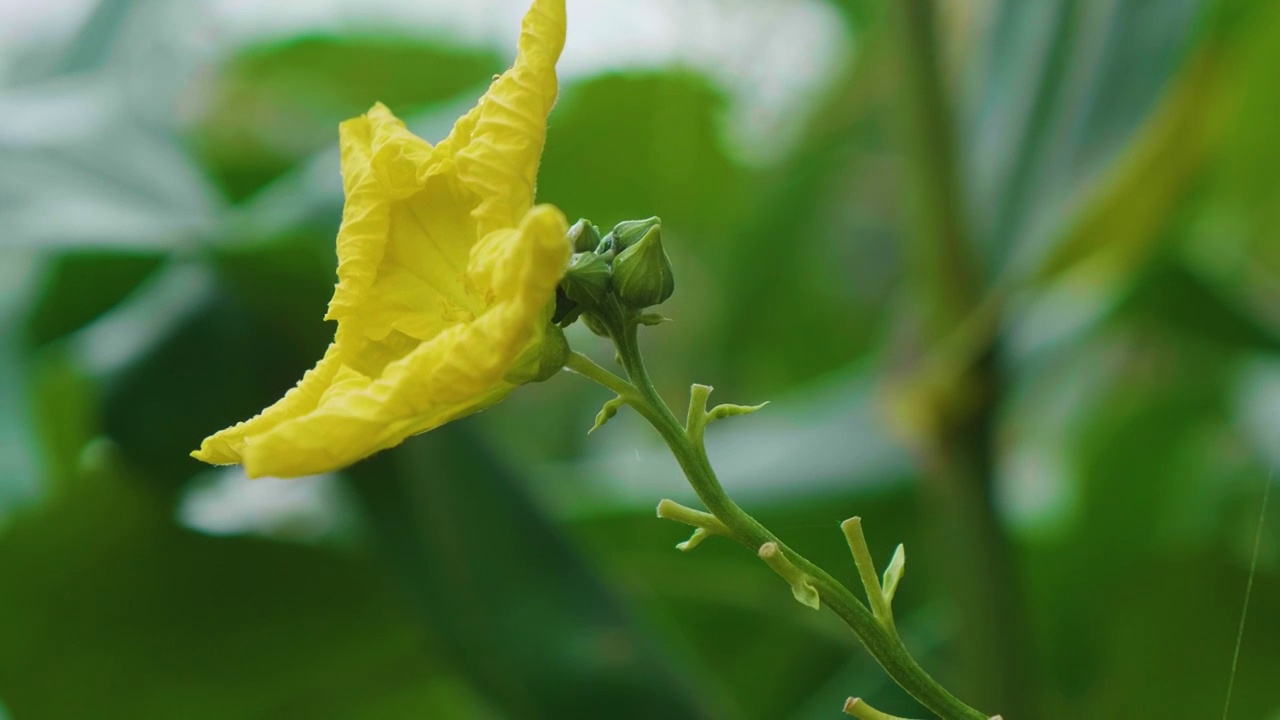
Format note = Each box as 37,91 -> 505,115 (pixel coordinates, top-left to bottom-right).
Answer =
564,321 -> 991,720
887,0 -> 979,338
886,0 -> 1036,713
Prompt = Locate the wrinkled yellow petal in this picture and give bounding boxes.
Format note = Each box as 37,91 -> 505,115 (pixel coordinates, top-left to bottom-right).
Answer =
193,0 -> 570,479
327,107 -> 467,329
191,343 -> 344,465
454,0 -> 565,238
236,205 -> 567,479
440,204 -> 570,396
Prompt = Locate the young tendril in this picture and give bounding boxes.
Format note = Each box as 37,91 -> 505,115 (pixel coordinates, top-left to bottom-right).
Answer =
558,223 -> 995,719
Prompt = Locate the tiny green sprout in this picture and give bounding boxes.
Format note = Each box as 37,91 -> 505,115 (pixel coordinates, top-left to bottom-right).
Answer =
674,527 -> 714,551
882,544 -> 906,603
589,396 -> 626,434
638,311 -> 673,326
758,542 -> 820,610
708,401 -> 769,423
609,216 -> 661,252
655,499 -> 731,550
843,697 -> 917,720
684,384 -> 769,442
567,218 -> 602,253
841,517 -> 902,633
561,251 -> 612,310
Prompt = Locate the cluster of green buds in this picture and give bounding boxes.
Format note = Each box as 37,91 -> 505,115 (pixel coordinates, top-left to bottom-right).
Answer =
554,217 -> 675,331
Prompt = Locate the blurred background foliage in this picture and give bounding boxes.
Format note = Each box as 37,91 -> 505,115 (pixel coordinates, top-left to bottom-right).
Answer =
1,0 -> 1278,718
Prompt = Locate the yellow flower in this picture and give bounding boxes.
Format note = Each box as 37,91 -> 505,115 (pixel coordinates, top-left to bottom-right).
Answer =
193,0 -> 570,478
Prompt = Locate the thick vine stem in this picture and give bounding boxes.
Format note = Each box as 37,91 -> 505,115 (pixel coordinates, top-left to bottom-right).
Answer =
563,309 -> 992,720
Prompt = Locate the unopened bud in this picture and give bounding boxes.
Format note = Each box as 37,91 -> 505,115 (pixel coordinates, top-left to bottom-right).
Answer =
560,251 -> 612,310
611,221 -> 674,309
567,219 -> 602,254
551,287 -> 581,326
505,323 -> 569,384
609,217 -> 661,253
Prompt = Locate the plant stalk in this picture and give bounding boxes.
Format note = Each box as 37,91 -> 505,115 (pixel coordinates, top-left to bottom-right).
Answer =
565,318 -> 992,720
885,0 -> 1036,714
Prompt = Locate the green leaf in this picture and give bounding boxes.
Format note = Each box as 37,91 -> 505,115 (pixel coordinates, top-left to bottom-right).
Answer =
540,72 -> 746,237
210,229 -> 339,352
1119,259 -> 1280,354
970,0 -> 1205,275
0,344 -> 41,525
53,0 -> 136,75
0,250 -> 46,523
0,128 -> 220,251
191,37 -> 502,201
705,60 -> 879,387
100,284 -> 324,493
23,251 -> 165,348
1029,53 -> 1219,286
0,467 -> 452,719
346,424 -> 716,720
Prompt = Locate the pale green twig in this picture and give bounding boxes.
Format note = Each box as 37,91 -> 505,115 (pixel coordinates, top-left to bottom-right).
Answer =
841,517 -> 901,635
844,696 -> 918,720
655,498 -> 732,550
758,542 -> 820,610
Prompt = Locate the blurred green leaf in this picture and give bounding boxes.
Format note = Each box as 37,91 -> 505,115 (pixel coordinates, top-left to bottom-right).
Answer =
0,343 -> 40,524
100,285 -> 323,493
1193,1 -> 1280,275
1031,53 -> 1218,287
210,229 -> 337,352
0,464 -> 451,719
28,349 -> 99,495
23,251 -> 165,348
55,0 -> 136,75
1016,311 -> 1280,717
0,127 -> 220,251
348,424 -> 717,720
191,37 -> 502,201
0,250 -> 46,524
707,58 -> 887,390
970,0 -> 1204,275
540,72 -> 747,235
1122,259 -> 1280,354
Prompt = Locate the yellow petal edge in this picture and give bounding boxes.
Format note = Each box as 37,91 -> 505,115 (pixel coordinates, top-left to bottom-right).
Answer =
193,0 -> 569,478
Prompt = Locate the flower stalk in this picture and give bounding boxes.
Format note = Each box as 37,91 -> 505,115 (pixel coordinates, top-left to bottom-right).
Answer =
563,303 -> 993,720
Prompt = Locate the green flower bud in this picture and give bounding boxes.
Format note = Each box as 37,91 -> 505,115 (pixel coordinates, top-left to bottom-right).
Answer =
595,233 -> 617,258
566,218 -> 602,254
505,323 -> 569,384
551,287 -> 581,326
611,217 -> 661,252
560,251 -> 612,310
611,221 -> 674,309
